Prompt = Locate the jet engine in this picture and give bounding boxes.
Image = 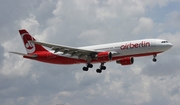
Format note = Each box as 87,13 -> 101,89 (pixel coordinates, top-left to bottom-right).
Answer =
116,57 -> 134,65
96,52 -> 112,60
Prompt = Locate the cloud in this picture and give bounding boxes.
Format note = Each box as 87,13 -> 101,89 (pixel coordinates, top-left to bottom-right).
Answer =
78,29 -> 105,44
0,45 -> 4,69
165,11 -> 180,31
0,0 -> 180,105
20,14 -> 40,32
132,17 -> 154,34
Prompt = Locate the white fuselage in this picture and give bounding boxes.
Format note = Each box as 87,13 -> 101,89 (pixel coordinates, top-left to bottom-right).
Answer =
80,39 -> 172,57
54,39 -> 172,59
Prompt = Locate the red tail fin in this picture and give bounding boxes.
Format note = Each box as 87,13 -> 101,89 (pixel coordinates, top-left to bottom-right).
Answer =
19,29 -> 48,54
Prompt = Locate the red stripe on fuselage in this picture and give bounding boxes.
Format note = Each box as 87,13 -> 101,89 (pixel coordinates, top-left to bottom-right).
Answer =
23,51 -> 162,65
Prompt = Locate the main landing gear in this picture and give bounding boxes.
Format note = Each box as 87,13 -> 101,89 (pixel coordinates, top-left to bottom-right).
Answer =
82,63 -> 93,71
153,54 -> 157,62
96,62 -> 106,73
82,62 -> 106,73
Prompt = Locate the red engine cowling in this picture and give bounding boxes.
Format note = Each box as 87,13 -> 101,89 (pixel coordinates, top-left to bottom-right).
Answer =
116,57 -> 134,65
96,52 -> 112,60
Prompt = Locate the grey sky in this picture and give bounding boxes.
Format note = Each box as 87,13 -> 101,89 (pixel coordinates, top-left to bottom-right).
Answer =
0,0 -> 180,105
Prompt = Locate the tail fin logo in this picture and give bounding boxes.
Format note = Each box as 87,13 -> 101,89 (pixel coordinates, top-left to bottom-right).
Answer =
25,41 -> 33,49
22,34 -> 35,54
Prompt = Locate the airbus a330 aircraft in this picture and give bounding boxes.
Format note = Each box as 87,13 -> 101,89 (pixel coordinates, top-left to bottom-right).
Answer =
10,29 -> 173,73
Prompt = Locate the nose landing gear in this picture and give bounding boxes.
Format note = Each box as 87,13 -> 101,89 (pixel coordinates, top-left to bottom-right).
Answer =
153,54 -> 157,62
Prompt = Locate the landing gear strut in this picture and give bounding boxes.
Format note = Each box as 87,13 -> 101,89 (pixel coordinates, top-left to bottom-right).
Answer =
153,54 -> 157,62
82,63 -> 93,71
82,62 -> 107,73
96,62 -> 106,73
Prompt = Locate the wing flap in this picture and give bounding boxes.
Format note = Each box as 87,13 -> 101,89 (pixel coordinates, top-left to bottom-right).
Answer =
32,41 -> 98,59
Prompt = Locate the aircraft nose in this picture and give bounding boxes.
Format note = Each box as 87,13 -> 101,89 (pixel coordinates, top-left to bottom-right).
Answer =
165,43 -> 173,50
168,43 -> 173,48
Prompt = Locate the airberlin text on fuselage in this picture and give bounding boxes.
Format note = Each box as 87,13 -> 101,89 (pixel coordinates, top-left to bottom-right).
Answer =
120,41 -> 150,50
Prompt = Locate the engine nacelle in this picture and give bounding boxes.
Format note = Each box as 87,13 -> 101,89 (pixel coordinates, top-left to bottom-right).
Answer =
116,57 -> 134,65
96,52 -> 112,60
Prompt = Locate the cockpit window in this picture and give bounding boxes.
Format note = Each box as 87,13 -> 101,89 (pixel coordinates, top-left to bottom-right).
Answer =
161,41 -> 168,43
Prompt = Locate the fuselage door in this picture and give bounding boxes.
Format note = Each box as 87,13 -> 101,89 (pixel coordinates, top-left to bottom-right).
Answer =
150,40 -> 156,52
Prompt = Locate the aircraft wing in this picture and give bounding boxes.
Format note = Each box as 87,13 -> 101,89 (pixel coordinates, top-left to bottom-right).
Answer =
32,41 -> 99,59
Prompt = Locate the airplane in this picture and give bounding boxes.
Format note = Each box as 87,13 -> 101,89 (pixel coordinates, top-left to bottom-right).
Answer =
10,29 -> 173,73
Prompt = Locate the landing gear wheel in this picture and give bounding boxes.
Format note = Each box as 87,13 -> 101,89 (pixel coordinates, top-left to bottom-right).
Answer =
83,67 -> 88,71
153,58 -> 157,62
101,66 -> 106,70
87,63 -> 93,68
152,54 -> 157,62
96,62 -> 106,73
96,69 -> 102,73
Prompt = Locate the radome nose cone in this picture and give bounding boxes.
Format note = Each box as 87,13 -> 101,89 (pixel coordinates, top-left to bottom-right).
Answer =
169,43 -> 173,48
166,43 -> 173,50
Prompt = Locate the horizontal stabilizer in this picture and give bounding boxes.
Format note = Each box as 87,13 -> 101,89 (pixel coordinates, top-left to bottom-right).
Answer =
9,51 -> 37,58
